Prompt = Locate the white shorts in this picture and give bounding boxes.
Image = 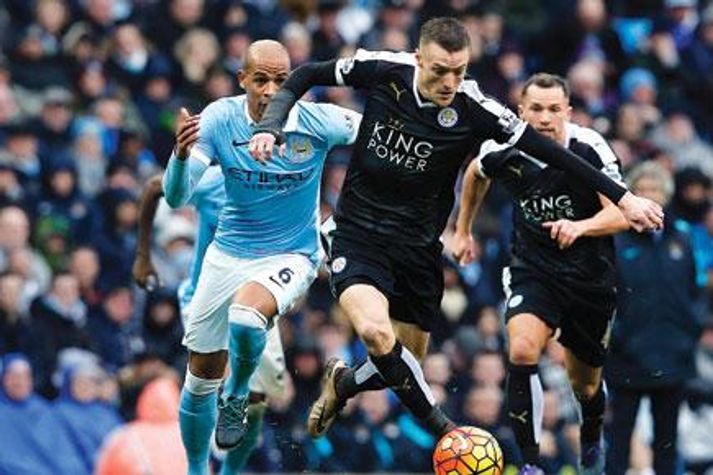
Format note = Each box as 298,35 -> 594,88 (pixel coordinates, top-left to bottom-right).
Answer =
183,244 -> 317,392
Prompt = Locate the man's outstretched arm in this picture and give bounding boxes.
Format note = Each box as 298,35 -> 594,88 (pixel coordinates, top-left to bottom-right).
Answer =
513,127 -> 663,232
133,175 -> 163,290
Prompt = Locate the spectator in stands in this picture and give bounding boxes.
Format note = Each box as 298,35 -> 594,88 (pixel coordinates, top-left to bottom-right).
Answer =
92,188 -> 138,290
87,284 -> 144,371
671,166 -> 712,224
68,246 -> 102,307
0,122 -> 43,187
96,376 -> 187,475
53,362 -> 123,473
0,271 -> 32,354
29,272 -> 92,396
607,161 -> 705,475
649,113 -> 713,176
141,289 -> 184,371
0,353 -> 87,474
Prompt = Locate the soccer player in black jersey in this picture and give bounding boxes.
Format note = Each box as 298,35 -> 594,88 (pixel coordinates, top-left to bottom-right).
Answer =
453,73 -> 628,474
249,17 -> 662,441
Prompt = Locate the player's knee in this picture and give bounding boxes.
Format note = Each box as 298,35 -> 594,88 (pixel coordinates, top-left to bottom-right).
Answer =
188,350 -> 227,380
359,323 -> 395,356
571,380 -> 600,400
508,335 -> 543,365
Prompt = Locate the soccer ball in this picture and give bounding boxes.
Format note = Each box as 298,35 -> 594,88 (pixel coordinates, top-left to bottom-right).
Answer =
433,426 -> 503,475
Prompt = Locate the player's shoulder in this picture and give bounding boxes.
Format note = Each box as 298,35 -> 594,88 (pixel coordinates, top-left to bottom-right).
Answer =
567,122 -> 607,148
567,122 -> 618,162
199,95 -> 244,124
458,79 -> 486,102
477,139 -> 513,158
350,48 -> 416,66
203,95 -> 242,113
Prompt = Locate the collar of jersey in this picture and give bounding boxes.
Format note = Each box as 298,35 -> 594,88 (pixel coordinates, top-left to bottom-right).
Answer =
412,68 -> 437,109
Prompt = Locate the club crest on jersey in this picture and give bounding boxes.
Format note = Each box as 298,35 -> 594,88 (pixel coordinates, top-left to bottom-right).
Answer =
286,137 -> 314,163
331,257 -> 347,273
437,107 -> 458,128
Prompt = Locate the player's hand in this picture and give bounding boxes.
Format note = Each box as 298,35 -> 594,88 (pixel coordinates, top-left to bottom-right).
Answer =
132,257 -> 160,291
249,132 -> 285,164
175,107 -> 200,160
542,219 -> 583,249
617,191 -> 664,232
450,231 -> 477,265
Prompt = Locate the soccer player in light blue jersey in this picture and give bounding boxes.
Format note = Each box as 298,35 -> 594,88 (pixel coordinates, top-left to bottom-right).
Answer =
162,40 -> 361,475
133,165 -> 287,474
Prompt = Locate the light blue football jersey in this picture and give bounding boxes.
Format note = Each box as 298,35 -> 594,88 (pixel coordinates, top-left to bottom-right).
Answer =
164,95 -> 360,266
176,165 -> 225,312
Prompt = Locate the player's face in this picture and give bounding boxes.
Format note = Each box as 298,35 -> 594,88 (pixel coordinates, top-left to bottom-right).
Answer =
518,85 -> 572,145
416,41 -> 469,107
239,56 -> 290,122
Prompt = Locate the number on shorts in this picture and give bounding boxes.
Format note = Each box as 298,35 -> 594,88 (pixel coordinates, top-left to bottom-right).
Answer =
269,267 -> 294,288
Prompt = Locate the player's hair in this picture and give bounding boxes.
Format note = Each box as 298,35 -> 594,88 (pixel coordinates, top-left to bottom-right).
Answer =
521,73 -> 571,99
626,161 -> 674,203
419,17 -> 470,52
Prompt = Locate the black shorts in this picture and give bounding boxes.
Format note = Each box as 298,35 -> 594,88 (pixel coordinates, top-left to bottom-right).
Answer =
327,231 -> 444,332
503,264 -> 616,367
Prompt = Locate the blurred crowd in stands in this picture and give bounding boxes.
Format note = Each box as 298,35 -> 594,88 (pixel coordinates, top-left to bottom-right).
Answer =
0,0 -> 712,473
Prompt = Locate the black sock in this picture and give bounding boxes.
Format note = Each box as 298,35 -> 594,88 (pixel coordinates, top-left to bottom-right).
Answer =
370,341 -> 454,435
507,363 -> 542,465
335,358 -> 387,400
577,381 -> 606,445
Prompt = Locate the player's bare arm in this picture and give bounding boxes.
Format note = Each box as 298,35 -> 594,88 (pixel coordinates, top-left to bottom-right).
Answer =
452,159 -> 491,265
132,175 -> 163,290
512,129 -> 663,232
543,194 -> 629,250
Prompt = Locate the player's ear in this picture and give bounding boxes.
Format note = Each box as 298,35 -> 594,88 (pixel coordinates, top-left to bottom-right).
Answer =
237,70 -> 246,89
565,105 -> 572,121
415,48 -> 422,67
517,103 -> 524,118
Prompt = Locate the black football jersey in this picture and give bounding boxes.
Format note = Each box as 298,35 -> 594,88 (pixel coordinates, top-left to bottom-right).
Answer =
478,123 -> 624,291
331,50 -> 527,246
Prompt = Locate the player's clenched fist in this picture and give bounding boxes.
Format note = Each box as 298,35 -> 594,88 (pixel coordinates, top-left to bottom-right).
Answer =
175,107 -> 200,160
617,192 -> 664,232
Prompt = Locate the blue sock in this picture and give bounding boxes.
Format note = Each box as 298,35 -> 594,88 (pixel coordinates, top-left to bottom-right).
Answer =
179,388 -> 218,475
224,317 -> 267,399
220,403 -> 266,474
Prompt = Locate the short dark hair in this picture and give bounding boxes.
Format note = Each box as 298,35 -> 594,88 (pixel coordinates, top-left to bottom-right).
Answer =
419,17 -> 470,52
521,73 -> 570,98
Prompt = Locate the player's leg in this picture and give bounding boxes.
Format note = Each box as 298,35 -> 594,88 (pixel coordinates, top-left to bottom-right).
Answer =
561,297 -> 615,474
563,349 -> 607,473
218,254 -> 316,449
180,351 -> 225,475
506,313 -> 551,467
330,320 -> 428,404
179,246 -> 236,475
339,284 -> 453,435
221,323 -> 286,474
